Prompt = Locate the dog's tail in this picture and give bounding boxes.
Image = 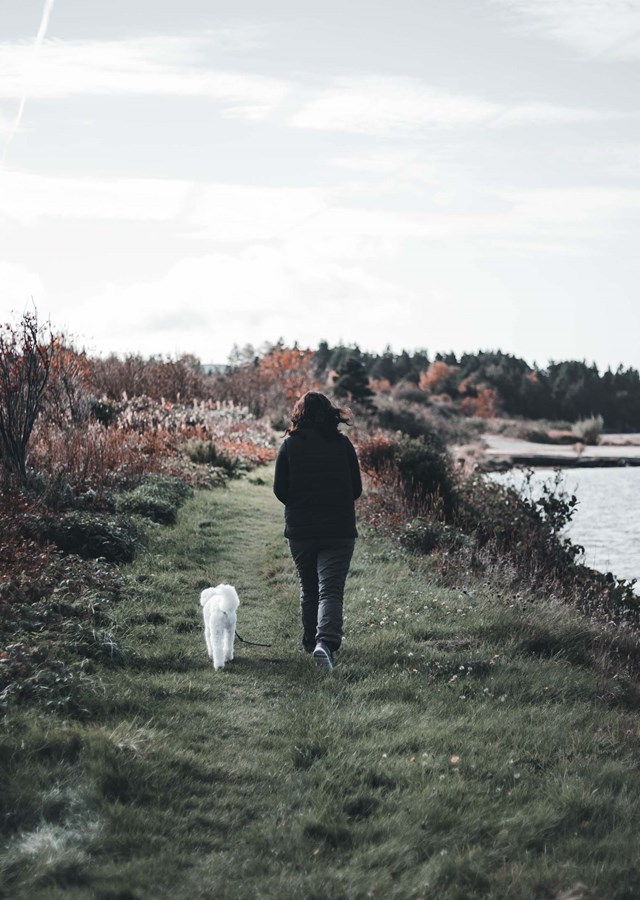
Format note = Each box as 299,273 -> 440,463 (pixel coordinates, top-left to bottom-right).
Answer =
200,584 -> 239,613
216,585 -> 239,615
199,588 -> 217,607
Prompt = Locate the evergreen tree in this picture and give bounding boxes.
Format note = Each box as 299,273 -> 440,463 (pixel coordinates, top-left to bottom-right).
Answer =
369,345 -> 398,383
333,357 -> 376,411
315,340 -> 333,374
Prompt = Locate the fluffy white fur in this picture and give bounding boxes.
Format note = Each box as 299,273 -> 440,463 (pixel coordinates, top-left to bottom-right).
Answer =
200,583 -> 240,670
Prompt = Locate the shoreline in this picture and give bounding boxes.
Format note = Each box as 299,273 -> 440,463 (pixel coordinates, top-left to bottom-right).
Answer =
474,432 -> 640,471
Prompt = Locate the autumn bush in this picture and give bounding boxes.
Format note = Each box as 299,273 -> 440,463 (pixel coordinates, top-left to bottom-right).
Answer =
0,313 -> 56,484
87,353 -> 211,402
29,422 -> 163,504
216,344 -> 324,418
359,433 -> 456,515
2,320 -> 274,507
112,396 -> 276,470
357,432 -> 457,533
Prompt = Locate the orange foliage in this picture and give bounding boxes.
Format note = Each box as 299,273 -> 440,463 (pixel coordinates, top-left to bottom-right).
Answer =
88,354 -> 208,402
48,342 -> 92,424
419,361 -> 457,392
355,433 -> 433,532
459,388 -> 500,418
258,346 -> 323,406
30,421 -> 165,492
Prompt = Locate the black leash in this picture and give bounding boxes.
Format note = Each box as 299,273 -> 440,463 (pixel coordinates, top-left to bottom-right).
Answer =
235,630 -> 272,648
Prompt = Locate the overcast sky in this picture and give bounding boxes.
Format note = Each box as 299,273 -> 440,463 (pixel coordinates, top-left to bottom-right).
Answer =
1,0 -> 639,368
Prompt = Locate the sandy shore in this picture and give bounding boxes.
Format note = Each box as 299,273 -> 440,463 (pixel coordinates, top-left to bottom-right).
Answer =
477,433 -> 640,470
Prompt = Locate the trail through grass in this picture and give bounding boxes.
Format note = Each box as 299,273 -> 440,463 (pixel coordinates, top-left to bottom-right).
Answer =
2,471 -> 639,899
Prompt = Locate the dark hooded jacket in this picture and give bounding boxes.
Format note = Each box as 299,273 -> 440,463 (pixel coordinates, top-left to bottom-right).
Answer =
273,426 -> 362,539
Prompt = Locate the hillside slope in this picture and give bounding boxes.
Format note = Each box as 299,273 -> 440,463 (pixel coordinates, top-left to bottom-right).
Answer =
2,470 -> 639,899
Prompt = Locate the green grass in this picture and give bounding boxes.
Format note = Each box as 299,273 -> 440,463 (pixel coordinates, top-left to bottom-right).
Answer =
2,469 -> 639,899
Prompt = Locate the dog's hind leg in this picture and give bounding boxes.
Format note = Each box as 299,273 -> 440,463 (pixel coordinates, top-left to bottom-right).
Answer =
204,623 -> 214,659
224,623 -> 235,663
211,626 -> 226,670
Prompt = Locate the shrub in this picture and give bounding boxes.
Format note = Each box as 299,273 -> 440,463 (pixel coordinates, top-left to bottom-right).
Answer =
87,353 -> 210,402
374,403 -> 447,447
0,313 -> 55,483
393,436 -> 457,518
142,474 -> 192,507
90,399 -> 120,426
516,427 -> 576,445
29,512 -> 142,563
29,422 -> 162,499
455,471 -> 579,558
357,433 -> 396,473
116,476 -> 192,525
184,440 -> 239,476
391,383 -> 429,405
572,415 -> 603,445
400,518 -> 470,554
117,491 -> 177,525
378,397 -> 483,446
358,433 -> 457,520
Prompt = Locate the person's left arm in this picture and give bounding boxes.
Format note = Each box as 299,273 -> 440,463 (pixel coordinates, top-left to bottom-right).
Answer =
273,440 -> 289,503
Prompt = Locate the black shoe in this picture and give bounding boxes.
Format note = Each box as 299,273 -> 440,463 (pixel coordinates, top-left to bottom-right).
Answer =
313,641 -> 334,672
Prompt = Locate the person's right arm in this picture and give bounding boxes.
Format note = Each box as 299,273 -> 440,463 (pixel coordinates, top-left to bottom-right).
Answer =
346,440 -> 362,499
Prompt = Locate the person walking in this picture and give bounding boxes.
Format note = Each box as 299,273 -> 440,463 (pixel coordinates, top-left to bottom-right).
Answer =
273,391 -> 362,671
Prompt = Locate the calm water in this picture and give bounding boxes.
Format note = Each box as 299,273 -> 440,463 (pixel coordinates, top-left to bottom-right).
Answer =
490,467 -> 640,586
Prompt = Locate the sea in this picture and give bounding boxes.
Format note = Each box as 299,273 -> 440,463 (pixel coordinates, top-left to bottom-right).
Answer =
489,466 -> 640,587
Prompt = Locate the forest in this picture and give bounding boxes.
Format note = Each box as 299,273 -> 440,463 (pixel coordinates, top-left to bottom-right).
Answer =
289,342 -> 640,431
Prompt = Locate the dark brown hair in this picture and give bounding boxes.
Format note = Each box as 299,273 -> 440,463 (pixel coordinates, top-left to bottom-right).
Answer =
286,391 -> 351,435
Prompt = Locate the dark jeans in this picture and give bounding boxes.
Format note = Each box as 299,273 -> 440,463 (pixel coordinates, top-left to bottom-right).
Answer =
288,538 -> 356,653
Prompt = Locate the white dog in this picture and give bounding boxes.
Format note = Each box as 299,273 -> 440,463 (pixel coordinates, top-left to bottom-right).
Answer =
200,584 -> 240,670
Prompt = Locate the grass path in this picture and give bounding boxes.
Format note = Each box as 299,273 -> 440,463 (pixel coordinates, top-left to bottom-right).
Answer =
3,471 -> 640,899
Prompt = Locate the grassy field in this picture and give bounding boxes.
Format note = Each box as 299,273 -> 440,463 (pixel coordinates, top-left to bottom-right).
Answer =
1,469 -> 639,899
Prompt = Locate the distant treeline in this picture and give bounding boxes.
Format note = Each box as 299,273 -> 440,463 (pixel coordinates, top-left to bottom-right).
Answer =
314,343 -> 640,431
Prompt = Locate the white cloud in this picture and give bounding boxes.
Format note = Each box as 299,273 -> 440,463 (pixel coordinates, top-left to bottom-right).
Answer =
3,165 -> 640,270
0,112 -> 14,137
77,246 -> 408,360
0,169 -> 332,242
328,151 -> 442,186
502,186 -> 640,226
494,102 -> 623,125
187,184 -> 328,241
0,169 -> 191,225
291,76 -> 502,133
0,33 -> 623,140
275,186 -> 640,248
0,260 -> 46,306
291,75 -> 620,135
493,0 -> 640,59
0,35 -> 291,118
